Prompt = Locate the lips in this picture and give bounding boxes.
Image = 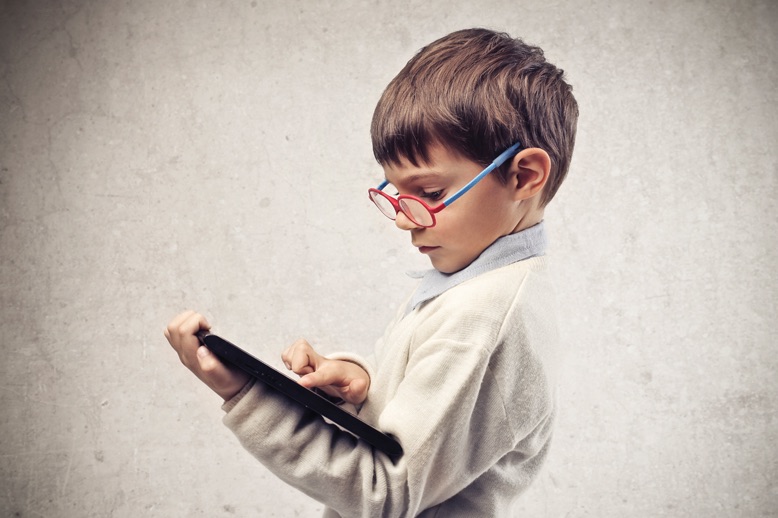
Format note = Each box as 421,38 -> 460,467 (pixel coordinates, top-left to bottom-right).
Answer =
418,246 -> 440,254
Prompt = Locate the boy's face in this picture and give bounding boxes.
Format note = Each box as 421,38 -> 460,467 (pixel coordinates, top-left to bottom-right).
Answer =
382,144 -> 523,274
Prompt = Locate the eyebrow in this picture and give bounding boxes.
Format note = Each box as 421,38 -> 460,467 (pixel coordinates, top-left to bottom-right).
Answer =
385,170 -> 446,186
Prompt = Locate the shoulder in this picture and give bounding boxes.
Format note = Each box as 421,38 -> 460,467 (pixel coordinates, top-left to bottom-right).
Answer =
410,255 -> 562,390
458,255 -> 553,304
412,256 -> 556,346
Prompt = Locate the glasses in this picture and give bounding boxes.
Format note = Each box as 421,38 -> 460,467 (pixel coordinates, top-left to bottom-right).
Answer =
368,142 -> 522,228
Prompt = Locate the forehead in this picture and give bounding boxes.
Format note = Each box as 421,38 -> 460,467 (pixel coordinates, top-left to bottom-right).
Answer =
382,145 -> 476,185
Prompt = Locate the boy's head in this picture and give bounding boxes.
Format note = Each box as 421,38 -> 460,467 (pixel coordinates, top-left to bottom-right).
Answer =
371,28 -> 578,207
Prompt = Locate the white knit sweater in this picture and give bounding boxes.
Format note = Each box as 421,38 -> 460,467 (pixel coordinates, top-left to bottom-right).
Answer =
222,255 -> 561,517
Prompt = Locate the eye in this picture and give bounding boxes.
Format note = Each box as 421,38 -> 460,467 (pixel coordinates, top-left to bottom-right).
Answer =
420,190 -> 444,201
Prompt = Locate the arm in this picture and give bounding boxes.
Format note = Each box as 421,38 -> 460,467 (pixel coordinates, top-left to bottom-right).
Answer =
223,334 -> 547,517
164,311 -> 406,514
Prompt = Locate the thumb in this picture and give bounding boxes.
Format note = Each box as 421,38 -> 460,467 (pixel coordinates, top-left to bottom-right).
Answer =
197,346 -> 226,375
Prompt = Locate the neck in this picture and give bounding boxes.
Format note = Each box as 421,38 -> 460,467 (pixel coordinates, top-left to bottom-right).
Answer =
510,205 -> 544,234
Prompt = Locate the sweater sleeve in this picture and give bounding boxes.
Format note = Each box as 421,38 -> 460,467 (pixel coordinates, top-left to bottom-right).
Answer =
222,376 -> 411,517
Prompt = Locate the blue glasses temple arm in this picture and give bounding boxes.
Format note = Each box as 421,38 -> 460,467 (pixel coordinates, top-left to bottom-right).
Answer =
442,142 -> 522,207
374,142 -> 521,203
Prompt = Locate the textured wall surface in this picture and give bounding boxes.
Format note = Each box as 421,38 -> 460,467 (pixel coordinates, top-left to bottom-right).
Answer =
1,1 -> 776,516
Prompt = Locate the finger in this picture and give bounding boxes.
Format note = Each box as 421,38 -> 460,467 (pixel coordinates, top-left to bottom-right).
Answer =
177,313 -> 207,353
300,370 -> 367,405
196,346 -> 252,401
298,363 -> 345,389
165,310 -> 196,345
197,345 -> 224,374
290,353 -> 314,375
165,310 -> 210,348
298,371 -> 330,389
179,312 -> 211,337
281,339 -> 305,364
281,341 -> 302,370
167,312 -> 210,369
165,311 -> 196,355
287,340 -> 317,375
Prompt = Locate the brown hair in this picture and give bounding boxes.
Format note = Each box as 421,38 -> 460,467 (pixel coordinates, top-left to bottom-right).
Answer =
371,28 -> 578,206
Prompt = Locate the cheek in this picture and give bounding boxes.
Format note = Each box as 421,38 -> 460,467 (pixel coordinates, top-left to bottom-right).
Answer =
447,200 -> 511,246
459,199 -> 503,229
438,214 -> 486,249
435,209 -> 473,236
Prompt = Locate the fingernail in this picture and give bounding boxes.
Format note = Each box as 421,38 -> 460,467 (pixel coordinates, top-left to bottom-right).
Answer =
197,346 -> 209,358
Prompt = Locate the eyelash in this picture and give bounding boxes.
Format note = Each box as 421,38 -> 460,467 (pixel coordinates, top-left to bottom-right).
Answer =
420,190 -> 444,201
387,185 -> 444,201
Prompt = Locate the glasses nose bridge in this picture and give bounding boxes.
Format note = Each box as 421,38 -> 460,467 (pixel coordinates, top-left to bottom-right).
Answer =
383,191 -> 417,224
394,206 -> 422,230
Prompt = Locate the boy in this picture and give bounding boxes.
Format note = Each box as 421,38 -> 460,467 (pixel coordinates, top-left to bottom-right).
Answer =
165,28 -> 577,517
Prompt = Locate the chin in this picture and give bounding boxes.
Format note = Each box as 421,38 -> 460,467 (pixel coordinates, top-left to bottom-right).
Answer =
431,259 -> 466,275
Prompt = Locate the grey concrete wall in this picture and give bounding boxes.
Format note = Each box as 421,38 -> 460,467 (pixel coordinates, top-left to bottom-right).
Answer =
1,0 -> 775,516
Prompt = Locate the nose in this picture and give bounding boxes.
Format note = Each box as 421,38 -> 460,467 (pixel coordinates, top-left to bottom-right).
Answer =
394,210 -> 422,231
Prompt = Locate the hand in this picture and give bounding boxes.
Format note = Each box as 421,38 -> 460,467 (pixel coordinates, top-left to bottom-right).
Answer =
164,310 -> 250,401
282,339 -> 370,405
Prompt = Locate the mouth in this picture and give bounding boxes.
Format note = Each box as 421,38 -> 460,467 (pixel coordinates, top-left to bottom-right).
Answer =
417,246 -> 440,254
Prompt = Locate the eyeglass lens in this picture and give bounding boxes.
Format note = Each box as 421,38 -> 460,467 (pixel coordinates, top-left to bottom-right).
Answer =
399,198 -> 434,227
369,189 -> 435,227
370,191 -> 397,219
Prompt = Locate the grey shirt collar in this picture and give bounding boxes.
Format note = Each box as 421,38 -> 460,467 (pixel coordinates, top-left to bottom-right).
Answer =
405,221 -> 548,315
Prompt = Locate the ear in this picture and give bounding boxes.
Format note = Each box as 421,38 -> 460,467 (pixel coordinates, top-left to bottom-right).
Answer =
506,148 -> 551,201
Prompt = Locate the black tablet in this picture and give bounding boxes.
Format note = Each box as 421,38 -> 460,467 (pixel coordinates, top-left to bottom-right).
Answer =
197,331 -> 403,457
